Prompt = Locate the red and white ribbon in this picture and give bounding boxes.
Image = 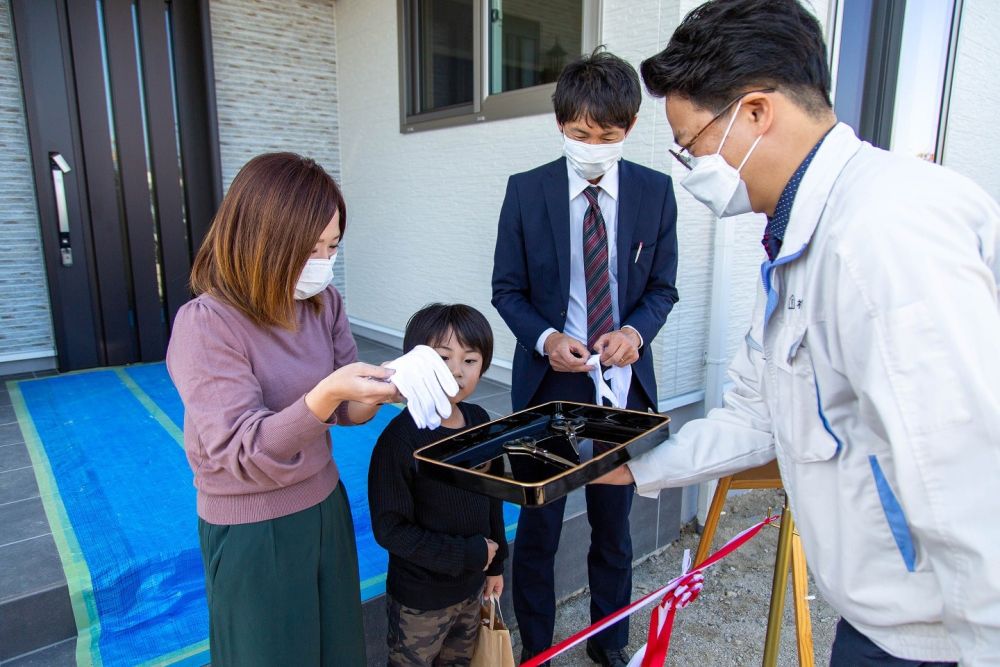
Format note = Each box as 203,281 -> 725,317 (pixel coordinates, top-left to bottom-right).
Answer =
522,514 -> 780,667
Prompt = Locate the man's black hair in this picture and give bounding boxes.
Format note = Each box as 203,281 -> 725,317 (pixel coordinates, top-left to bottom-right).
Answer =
640,0 -> 832,116
403,303 -> 494,373
553,48 -> 641,130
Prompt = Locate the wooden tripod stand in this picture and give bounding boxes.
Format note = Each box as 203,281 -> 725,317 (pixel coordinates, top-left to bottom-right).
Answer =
694,460 -> 814,667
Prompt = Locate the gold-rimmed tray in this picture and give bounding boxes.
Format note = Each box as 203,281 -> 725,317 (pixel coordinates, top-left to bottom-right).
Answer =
413,401 -> 670,506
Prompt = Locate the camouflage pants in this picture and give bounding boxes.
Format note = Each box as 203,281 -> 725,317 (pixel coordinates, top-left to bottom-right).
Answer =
386,592 -> 481,666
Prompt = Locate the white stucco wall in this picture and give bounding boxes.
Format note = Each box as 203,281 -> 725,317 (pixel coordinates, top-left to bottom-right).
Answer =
209,0 -> 347,295
941,0 -> 1000,201
337,0 -> 582,383
336,0 -> 731,398
337,0 -> 832,402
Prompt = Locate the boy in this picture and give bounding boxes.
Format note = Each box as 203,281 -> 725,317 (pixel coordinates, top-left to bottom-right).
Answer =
491,49 -> 679,666
369,303 -> 508,667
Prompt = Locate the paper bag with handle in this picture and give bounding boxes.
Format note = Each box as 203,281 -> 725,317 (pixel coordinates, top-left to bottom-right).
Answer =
470,595 -> 515,667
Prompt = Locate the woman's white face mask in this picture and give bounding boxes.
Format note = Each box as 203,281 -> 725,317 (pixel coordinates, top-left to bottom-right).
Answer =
294,254 -> 337,300
680,100 -> 763,218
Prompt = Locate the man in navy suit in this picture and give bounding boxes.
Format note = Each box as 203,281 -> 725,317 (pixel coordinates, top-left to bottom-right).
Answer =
492,50 -> 679,667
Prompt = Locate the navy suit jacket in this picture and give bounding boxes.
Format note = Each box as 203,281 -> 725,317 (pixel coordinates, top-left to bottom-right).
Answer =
492,157 -> 679,411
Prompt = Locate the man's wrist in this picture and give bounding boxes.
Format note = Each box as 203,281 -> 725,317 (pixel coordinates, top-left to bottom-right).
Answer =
537,328 -> 559,356
622,325 -> 643,349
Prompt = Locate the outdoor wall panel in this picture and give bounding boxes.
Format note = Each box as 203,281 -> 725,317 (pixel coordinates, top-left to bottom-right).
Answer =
337,0 -> 832,402
0,3 -> 55,363
337,0 -> 556,374
208,0 -> 346,295
601,0 -> 710,400
942,0 -> 1000,201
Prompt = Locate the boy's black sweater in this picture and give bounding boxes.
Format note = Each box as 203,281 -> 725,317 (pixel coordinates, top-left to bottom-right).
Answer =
368,402 -> 508,611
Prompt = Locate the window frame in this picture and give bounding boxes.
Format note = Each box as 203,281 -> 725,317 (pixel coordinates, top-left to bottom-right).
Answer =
396,0 -> 602,134
829,0 -> 963,162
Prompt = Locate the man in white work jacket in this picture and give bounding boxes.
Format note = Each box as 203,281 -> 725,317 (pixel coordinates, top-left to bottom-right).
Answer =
595,0 -> 1000,664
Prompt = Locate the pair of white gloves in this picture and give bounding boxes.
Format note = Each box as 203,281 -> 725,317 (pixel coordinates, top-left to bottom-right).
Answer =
385,345 -> 459,429
587,354 -> 632,409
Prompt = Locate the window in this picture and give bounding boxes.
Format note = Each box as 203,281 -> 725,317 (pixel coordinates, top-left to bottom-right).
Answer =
398,0 -> 601,132
830,0 -> 961,163
889,0 -> 959,161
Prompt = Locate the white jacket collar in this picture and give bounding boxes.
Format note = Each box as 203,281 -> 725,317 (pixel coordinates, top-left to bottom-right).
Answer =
776,122 -> 864,260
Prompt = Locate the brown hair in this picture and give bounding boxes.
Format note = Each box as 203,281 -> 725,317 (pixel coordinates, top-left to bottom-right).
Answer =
190,152 -> 346,329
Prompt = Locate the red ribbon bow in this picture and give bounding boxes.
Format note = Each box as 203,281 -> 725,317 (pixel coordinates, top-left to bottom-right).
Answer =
522,514 -> 780,667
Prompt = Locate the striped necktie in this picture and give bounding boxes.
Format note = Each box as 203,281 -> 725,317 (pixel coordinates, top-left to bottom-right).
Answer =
583,186 -> 614,350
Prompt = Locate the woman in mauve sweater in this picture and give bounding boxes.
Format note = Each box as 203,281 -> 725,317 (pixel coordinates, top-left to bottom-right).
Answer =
166,153 -> 400,666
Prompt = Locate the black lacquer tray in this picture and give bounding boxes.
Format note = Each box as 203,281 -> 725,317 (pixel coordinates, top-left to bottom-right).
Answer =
413,401 -> 670,506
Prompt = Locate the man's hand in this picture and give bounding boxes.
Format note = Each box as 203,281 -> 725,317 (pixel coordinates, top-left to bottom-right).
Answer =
483,575 -> 504,600
591,464 -> 635,486
543,332 -> 593,373
594,328 -> 641,367
484,538 -> 499,571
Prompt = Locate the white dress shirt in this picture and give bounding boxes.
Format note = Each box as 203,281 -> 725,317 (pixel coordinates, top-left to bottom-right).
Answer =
536,161 -> 641,355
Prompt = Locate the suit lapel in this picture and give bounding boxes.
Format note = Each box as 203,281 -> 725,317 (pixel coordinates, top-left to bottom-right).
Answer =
543,158 -> 572,303
616,160 -> 641,309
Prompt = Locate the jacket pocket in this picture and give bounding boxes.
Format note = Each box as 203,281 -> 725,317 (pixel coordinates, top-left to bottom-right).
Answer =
630,240 -> 656,267
774,327 -> 840,463
868,454 -> 918,572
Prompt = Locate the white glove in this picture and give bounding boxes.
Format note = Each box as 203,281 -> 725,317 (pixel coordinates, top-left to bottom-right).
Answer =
587,354 -> 618,407
586,354 -> 632,409
603,363 -> 632,409
385,365 -> 435,429
386,345 -> 459,429
387,349 -> 445,429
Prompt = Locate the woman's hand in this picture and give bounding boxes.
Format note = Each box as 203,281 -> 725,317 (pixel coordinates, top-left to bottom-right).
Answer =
483,575 -> 504,600
333,363 -> 403,405
306,363 -> 401,421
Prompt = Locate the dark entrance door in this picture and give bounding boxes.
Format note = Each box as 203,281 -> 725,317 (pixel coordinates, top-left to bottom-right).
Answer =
11,0 -> 221,370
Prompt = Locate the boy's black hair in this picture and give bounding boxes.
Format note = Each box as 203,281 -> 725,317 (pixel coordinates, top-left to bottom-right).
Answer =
553,48 -> 641,130
640,0 -> 832,116
403,303 -> 494,374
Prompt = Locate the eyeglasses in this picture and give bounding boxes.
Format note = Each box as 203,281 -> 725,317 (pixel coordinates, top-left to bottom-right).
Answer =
668,88 -> 776,171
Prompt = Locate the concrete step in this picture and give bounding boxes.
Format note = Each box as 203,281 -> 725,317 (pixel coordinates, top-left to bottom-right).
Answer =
0,638 -> 76,667
0,392 -> 76,664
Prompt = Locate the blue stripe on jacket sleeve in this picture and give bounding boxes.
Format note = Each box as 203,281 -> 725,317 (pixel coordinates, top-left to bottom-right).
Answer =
868,455 -> 917,572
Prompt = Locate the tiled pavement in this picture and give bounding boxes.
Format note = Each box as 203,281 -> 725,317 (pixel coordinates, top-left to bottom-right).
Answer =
0,336 -> 680,665
0,369 -> 77,666
0,336 -> 515,664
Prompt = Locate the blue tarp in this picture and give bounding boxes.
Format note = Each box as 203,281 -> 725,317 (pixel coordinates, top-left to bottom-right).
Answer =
12,363 -> 518,666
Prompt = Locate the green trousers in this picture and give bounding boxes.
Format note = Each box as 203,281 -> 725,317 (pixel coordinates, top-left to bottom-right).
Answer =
198,483 -> 366,666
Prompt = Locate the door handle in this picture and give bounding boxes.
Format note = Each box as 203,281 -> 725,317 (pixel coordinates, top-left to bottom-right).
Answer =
49,151 -> 73,267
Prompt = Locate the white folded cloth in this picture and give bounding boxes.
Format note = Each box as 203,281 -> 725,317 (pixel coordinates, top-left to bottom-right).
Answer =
385,345 -> 459,429
587,354 -> 632,409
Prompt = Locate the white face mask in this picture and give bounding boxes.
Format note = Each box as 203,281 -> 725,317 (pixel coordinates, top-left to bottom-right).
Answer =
680,100 -> 763,218
563,134 -> 624,180
294,254 -> 337,300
